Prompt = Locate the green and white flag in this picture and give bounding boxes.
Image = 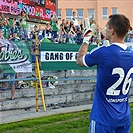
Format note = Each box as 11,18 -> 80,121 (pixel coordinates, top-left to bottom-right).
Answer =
0,39 -> 32,73
40,42 -> 97,71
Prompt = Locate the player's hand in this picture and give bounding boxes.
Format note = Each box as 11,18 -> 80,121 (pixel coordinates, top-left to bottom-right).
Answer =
83,29 -> 92,45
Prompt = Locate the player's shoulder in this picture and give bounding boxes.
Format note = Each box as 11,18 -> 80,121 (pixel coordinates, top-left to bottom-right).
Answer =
90,45 -> 108,54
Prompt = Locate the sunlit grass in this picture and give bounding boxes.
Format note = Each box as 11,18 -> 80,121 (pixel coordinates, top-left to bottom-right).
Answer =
0,103 -> 132,133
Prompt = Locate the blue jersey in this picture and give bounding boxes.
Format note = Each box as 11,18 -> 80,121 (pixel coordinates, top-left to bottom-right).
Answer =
83,43 -> 133,127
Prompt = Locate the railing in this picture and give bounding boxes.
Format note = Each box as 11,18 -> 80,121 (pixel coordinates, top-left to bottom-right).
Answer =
0,38 -> 97,111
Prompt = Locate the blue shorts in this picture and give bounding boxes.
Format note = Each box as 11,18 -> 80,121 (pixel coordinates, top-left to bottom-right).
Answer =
52,31 -> 58,38
3,73 -> 15,85
89,120 -> 130,133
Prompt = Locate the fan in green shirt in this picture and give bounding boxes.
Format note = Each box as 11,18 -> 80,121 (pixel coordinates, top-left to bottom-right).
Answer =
2,18 -> 10,39
19,11 -> 29,41
51,15 -> 58,42
19,11 -> 29,28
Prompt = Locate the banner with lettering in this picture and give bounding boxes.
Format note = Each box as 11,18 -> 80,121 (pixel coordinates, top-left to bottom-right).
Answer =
0,39 -> 32,73
40,43 -> 97,71
0,0 -> 56,21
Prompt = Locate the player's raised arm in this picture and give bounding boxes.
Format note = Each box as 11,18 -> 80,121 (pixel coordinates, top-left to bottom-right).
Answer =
76,29 -> 92,66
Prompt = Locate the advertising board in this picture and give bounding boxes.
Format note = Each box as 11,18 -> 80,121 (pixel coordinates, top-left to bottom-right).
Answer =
0,0 -> 56,21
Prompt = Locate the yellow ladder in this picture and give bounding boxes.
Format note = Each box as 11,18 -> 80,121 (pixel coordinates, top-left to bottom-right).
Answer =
35,34 -> 46,111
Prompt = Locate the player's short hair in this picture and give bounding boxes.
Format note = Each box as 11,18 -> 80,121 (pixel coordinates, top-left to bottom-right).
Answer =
34,25 -> 38,28
108,14 -> 130,38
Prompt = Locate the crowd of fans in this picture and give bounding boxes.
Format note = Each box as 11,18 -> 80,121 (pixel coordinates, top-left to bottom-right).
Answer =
0,11 -> 133,45
0,11 -> 133,100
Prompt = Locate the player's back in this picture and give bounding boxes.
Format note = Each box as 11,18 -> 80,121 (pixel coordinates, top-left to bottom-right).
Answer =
90,43 -> 133,127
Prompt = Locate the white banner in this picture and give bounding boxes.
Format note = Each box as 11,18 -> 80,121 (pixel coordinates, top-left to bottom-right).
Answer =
41,51 -> 78,62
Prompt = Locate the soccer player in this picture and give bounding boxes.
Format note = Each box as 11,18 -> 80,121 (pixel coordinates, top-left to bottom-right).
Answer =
76,14 -> 132,133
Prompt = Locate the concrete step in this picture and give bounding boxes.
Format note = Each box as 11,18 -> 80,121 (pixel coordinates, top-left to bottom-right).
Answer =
0,78 -> 96,111
0,90 -> 94,111
1,78 -> 133,111
0,80 -> 95,100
